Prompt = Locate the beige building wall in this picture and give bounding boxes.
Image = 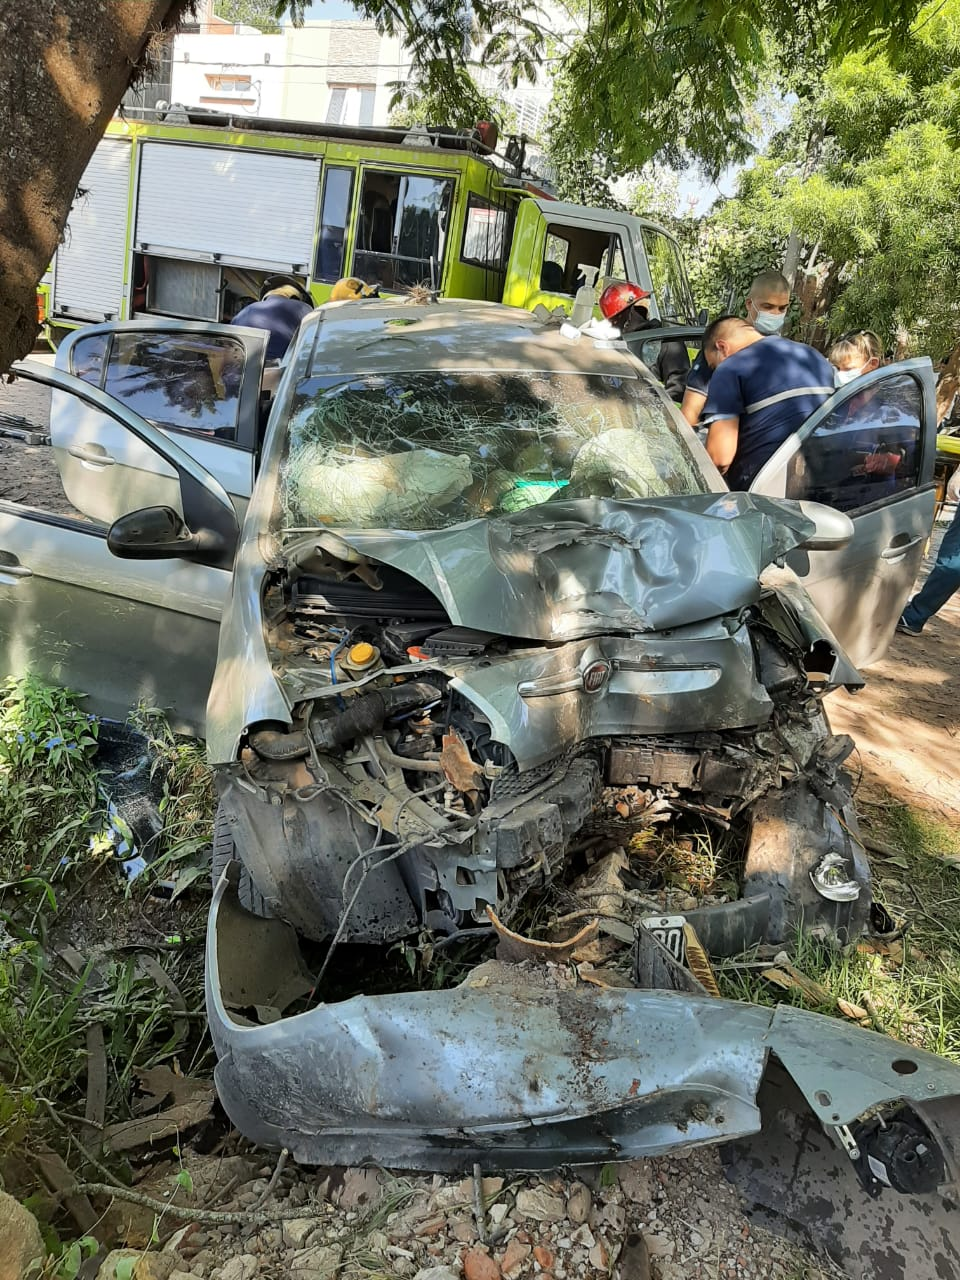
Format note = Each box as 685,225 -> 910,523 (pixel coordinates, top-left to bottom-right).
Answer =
281,22 -> 410,127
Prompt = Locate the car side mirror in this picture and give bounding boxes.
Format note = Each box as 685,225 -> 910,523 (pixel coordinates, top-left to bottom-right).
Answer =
107,505 -> 230,560
697,307 -> 709,327
796,500 -> 855,551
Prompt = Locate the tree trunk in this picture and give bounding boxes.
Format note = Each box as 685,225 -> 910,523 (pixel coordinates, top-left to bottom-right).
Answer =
0,1 -> 190,372
783,120 -> 825,289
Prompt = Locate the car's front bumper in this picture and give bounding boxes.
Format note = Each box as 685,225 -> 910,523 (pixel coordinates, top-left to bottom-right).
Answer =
207,864 -> 960,1170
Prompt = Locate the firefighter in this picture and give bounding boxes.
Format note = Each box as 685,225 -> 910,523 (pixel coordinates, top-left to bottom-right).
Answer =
232,279 -> 314,361
329,277 -> 381,302
598,281 -> 691,402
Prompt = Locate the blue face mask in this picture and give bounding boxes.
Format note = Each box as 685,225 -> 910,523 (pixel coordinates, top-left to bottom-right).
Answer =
753,310 -> 785,335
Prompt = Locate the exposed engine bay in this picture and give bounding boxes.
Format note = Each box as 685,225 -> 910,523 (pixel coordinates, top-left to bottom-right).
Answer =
216,497 -> 871,958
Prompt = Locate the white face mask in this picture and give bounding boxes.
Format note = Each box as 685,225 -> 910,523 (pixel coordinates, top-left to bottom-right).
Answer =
834,366 -> 864,387
753,310 -> 785,335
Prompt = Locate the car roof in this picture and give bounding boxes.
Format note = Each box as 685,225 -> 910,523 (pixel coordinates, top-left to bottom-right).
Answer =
294,298 -> 643,379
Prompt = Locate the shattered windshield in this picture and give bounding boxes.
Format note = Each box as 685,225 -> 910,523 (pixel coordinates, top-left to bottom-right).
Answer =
276,370 -> 709,532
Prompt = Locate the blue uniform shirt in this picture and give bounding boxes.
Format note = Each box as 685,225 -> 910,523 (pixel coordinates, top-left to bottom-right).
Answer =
232,295 -> 312,361
685,349 -> 713,397
703,336 -> 835,488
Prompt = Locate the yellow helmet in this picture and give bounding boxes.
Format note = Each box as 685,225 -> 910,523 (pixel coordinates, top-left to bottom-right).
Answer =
329,277 -> 380,302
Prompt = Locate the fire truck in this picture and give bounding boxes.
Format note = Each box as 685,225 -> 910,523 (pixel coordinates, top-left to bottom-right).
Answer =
38,107 -> 698,340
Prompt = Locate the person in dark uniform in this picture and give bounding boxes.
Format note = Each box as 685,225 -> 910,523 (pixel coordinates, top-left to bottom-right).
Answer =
681,269 -> 791,426
232,283 -> 313,361
699,315 -> 835,487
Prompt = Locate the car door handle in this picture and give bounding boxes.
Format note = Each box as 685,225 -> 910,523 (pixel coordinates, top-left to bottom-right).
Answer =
68,444 -> 116,466
0,557 -> 33,582
881,536 -> 923,560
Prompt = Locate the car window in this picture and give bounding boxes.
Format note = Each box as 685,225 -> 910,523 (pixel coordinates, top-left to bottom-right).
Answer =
598,236 -> 626,287
0,382 -> 91,523
101,333 -> 245,439
785,373 -> 923,513
274,370 -> 710,533
71,333 -> 109,384
541,233 -> 571,292
461,196 -> 511,272
641,228 -> 696,322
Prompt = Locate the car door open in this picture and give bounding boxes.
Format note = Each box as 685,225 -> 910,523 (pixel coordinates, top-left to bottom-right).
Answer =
0,360 -> 240,731
52,318 -> 269,525
750,358 -> 937,668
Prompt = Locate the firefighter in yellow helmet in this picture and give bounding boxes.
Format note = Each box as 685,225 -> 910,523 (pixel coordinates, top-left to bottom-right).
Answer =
329,277 -> 381,302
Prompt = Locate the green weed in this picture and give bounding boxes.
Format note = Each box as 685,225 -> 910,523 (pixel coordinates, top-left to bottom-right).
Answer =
0,682 -> 211,1206
0,677 -> 102,882
127,705 -> 216,894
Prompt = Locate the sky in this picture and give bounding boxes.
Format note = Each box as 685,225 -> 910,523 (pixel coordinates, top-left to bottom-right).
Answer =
301,1 -> 359,17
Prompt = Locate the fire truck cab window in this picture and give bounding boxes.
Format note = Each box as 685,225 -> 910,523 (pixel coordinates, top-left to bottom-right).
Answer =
541,223 -> 627,296
353,171 -> 454,290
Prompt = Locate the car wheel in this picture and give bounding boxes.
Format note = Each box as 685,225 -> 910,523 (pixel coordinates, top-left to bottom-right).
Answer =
211,804 -> 273,918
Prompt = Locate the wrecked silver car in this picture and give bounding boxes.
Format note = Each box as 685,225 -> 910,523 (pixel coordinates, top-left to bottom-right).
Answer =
180,302 -> 960,1182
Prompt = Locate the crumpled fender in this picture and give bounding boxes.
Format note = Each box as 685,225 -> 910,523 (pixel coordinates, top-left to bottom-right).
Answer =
206,865 -> 960,1171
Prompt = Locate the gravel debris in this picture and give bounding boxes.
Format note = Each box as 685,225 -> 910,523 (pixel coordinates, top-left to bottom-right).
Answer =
126,1144 -> 847,1280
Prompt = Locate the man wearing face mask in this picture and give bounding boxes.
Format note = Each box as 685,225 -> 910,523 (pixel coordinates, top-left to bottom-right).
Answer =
699,316 -> 835,488
681,269 -> 791,426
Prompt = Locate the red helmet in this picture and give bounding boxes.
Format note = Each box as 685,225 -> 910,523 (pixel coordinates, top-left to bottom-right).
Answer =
599,281 -> 651,321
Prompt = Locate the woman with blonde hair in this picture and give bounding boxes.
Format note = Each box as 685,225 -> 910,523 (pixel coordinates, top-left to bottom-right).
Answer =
828,329 -> 883,386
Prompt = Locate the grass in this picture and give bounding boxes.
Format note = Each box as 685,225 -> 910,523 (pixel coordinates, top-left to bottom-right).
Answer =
0,678 -> 214,1232
717,799 -> 960,1061
0,675 -> 102,884
127,704 -> 217,896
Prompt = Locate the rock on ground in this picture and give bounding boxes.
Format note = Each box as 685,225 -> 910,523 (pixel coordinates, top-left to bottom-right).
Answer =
92,1145 -> 845,1280
0,1192 -> 44,1280
95,1251 -> 177,1280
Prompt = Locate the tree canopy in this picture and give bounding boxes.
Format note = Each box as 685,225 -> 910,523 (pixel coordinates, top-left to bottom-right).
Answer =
215,0 -> 281,32
546,0 -> 925,180
683,0 -> 960,360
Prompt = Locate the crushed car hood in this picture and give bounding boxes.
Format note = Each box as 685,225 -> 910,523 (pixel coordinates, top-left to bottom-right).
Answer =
304,493 -> 820,641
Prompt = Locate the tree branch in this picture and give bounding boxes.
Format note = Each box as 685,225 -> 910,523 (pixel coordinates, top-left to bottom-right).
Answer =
70,1182 -> 314,1225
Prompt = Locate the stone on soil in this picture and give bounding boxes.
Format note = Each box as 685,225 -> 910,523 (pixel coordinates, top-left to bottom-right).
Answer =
335,1167 -> 383,1210
289,1244 -> 342,1277
617,1162 -> 652,1204
95,1253 -> 177,1280
500,1237 -> 531,1277
462,1248 -> 501,1280
217,1257 -> 259,1280
0,1192 -> 43,1280
514,1187 -> 566,1223
281,1218 -> 317,1249
565,1182 -> 592,1226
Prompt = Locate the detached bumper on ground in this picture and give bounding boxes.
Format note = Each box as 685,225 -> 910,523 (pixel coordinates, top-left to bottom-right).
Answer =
206,864 -> 960,1171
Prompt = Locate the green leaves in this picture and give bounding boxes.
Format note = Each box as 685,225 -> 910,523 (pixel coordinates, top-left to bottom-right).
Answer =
546,0 -> 930,178
685,0 -> 960,359
58,1237 -> 98,1280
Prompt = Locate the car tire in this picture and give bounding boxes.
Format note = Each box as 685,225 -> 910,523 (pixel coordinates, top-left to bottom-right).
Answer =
211,804 -> 272,918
